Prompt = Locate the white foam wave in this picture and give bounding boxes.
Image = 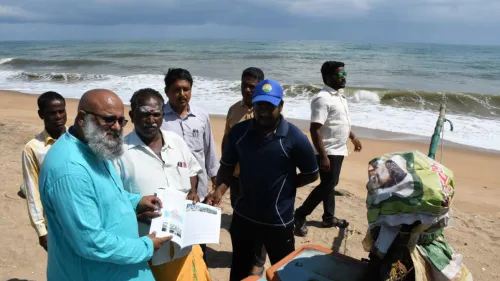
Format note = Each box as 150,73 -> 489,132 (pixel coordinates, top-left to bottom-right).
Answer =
350,90 -> 381,103
0,58 -> 14,65
0,70 -> 498,151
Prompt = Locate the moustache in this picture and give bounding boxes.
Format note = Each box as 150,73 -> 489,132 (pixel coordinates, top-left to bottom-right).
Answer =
105,130 -> 122,138
143,123 -> 158,129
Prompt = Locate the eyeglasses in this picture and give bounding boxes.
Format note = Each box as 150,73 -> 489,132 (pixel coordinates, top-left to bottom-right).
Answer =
337,72 -> 347,78
84,111 -> 128,127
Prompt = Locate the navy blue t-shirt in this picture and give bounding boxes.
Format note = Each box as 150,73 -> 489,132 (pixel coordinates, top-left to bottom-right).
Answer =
221,116 -> 318,227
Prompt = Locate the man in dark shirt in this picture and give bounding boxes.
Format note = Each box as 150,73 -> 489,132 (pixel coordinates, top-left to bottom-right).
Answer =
205,79 -> 319,281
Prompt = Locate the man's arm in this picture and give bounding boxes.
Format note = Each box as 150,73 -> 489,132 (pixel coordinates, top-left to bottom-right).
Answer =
48,174 -> 154,265
215,165 -> 234,195
203,116 -> 219,180
293,131 -> 320,187
204,165 -> 233,206
221,108 -> 232,153
310,123 -> 327,159
21,149 -> 47,239
183,138 -> 203,201
190,176 -> 199,195
349,131 -> 362,152
310,96 -> 331,171
205,126 -> 238,206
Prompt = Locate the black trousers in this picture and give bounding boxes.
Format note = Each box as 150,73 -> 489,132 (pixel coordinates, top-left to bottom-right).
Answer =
296,155 -> 344,221
230,176 -> 267,269
229,214 -> 295,281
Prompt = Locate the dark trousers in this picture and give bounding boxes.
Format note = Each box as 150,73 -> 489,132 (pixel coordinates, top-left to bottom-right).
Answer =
229,214 -> 294,281
230,177 -> 267,269
296,155 -> 344,221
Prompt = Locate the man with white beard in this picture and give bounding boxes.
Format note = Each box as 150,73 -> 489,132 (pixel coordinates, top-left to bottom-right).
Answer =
38,89 -> 172,281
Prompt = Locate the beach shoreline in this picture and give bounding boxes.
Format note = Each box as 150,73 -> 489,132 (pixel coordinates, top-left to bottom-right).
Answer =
5,89 -> 498,154
1,89 -> 499,281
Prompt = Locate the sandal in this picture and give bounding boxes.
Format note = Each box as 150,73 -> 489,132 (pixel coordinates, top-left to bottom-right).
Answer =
332,217 -> 349,228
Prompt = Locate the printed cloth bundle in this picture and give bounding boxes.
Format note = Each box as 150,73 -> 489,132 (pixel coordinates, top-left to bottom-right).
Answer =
362,150 -> 473,281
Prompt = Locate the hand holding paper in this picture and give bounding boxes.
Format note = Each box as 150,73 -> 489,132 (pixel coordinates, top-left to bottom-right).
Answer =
137,195 -> 163,223
150,189 -> 222,248
147,231 -> 173,252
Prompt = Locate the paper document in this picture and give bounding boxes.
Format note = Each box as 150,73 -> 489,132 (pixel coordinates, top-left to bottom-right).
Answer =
150,188 -> 222,248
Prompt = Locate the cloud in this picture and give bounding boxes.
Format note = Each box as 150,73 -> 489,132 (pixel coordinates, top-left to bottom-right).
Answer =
0,0 -> 499,43
1,0 -> 499,25
261,0 -> 500,23
261,0 -> 387,18
0,4 -> 45,21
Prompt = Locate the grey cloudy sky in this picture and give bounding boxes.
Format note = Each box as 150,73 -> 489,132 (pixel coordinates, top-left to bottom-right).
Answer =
1,0 -> 499,44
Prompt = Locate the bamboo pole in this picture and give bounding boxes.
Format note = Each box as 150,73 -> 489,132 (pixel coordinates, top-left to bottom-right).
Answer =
428,104 -> 447,159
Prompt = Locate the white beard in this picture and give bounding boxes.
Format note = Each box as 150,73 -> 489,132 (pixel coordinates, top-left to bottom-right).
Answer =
83,115 -> 124,160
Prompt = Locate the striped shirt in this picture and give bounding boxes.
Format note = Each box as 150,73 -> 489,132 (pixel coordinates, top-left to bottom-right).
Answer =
162,103 -> 219,201
22,129 -> 60,237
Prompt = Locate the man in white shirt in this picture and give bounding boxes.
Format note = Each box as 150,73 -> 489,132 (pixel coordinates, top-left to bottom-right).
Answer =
113,88 -> 211,281
294,61 -> 362,237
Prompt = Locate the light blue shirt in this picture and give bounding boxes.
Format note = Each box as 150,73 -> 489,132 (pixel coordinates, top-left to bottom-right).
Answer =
39,128 -> 155,281
162,103 -> 219,201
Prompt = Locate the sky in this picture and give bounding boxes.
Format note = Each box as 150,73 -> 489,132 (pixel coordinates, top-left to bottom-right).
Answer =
0,0 -> 499,45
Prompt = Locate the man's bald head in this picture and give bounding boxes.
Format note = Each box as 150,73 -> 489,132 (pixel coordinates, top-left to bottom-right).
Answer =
78,89 -> 124,113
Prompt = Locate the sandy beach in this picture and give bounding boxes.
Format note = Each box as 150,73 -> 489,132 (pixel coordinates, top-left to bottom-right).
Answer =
0,90 -> 498,281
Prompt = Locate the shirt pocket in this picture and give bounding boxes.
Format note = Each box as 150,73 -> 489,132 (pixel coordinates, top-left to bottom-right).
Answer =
184,125 -> 204,152
172,163 -> 192,194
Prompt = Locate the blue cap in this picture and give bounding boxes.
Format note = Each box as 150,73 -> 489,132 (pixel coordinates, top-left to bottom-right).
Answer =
252,79 -> 283,106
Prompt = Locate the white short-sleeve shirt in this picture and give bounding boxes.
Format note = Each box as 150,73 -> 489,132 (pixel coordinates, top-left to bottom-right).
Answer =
310,86 -> 351,156
113,129 -> 203,265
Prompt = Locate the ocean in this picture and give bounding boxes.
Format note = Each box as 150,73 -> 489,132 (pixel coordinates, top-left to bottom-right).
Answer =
1,40 -> 499,151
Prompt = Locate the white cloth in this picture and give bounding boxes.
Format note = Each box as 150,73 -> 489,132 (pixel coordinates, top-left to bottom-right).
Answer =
113,129 -> 203,265
310,85 -> 351,156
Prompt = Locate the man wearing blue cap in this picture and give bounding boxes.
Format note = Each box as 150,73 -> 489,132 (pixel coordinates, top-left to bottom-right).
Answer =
205,79 -> 319,281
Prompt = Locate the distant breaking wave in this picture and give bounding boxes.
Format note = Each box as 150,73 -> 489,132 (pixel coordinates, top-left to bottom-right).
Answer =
15,72 -> 109,82
96,53 -> 159,58
281,84 -> 500,118
0,58 -> 110,68
3,69 -> 500,119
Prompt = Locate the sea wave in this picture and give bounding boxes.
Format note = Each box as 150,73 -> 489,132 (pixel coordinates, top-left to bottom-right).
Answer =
14,72 -> 109,82
96,53 -> 158,58
0,58 -> 110,68
1,70 -> 499,151
0,58 -> 14,65
282,84 -> 500,118
3,69 -> 499,119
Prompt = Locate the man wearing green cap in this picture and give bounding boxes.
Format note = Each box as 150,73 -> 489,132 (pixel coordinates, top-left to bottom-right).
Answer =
205,79 -> 319,281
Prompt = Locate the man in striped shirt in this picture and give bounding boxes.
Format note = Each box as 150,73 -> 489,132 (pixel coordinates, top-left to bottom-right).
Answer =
22,91 -> 67,251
